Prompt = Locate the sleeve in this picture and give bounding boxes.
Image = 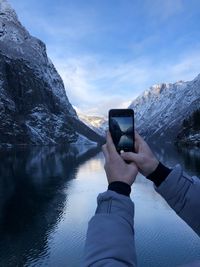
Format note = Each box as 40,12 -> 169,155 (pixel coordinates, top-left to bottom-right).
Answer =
155,164 -> 200,236
82,190 -> 137,267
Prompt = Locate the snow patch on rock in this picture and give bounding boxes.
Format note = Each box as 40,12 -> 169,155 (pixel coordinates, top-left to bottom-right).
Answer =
0,0 -> 18,23
129,77 -> 200,141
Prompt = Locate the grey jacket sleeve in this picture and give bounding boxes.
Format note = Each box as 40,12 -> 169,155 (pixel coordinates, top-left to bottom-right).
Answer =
83,190 -> 137,267
155,164 -> 200,235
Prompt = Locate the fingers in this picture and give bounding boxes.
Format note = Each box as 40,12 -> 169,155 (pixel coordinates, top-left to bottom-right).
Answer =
130,162 -> 138,172
120,151 -> 139,164
106,131 -> 118,156
135,130 -> 144,142
102,144 -> 109,162
134,130 -> 145,152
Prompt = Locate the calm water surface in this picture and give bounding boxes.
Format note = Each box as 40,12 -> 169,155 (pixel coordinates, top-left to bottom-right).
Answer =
0,143 -> 200,267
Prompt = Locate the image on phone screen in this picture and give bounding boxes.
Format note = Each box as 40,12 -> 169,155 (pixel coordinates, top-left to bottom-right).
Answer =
110,116 -> 133,151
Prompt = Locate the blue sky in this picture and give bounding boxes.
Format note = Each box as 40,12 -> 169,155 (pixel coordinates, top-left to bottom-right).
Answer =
113,117 -> 132,132
9,0 -> 200,116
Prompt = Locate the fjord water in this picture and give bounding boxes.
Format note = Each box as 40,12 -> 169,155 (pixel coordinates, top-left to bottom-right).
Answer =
0,144 -> 200,267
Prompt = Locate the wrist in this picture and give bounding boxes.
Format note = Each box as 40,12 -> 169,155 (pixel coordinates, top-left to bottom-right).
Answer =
108,181 -> 131,197
146,161 -> 172,187
146,158 -> 159,176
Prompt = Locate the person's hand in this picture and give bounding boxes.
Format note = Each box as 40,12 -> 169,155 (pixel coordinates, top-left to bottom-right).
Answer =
120,131 -> 159,177
101,131 -> 138,186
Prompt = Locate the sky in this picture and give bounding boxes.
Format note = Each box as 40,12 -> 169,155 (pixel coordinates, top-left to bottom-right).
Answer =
9,0 -> 200,116
113,117 -> 132,132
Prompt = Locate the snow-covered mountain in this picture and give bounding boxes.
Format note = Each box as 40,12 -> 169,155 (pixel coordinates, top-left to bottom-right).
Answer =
0,0 -> 104,145
77,112 -> 107,136
76,75 -> 200,147
129,75 -> 200,143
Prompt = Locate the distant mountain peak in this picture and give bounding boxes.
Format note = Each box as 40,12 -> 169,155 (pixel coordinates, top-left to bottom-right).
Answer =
134,80 -> 188,106
76,111 -> 107,136
150,83 -> 169,95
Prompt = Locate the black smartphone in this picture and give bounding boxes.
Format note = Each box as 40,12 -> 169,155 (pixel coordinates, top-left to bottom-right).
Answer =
109,109 -> 135,153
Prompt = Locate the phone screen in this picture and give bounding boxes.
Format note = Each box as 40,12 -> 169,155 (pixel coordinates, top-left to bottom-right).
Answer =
110,116 -> 134,152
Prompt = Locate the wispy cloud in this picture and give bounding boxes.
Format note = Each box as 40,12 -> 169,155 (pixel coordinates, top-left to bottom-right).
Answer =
52,48 -> 200,116
144,0 -> 184,21
53,55 -> 139,116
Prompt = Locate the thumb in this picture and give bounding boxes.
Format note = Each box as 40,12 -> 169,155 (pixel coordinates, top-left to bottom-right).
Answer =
120,152 -> 140,164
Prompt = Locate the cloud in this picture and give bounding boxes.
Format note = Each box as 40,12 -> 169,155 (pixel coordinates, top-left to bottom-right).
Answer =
168,52 -> 200,81
10,0 -> 200,117
73,98 -> 132,117
145,0 -> 184,21
27,13 -> 97,41
51,48 -> 200,116
52,55 -> 144,115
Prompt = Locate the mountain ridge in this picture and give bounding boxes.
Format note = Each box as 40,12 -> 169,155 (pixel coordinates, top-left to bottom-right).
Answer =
83,74 -> 200,147
129,74 -> 200,143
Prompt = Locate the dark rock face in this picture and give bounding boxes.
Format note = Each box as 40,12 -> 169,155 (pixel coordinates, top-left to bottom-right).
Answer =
176,109 -> 200,147
0,0 -> 104,145
0,54 -> 77,144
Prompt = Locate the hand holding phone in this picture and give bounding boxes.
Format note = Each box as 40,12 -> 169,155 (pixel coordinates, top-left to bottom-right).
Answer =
102,131 -> 138,185
108,109 -> 135,154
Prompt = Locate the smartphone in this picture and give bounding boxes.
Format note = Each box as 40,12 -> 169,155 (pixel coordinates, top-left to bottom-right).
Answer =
109,109 -> 135,153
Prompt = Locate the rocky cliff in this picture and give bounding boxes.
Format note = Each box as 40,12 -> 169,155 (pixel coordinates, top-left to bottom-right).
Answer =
129,75 -> 200,144
0,0 -> 104,145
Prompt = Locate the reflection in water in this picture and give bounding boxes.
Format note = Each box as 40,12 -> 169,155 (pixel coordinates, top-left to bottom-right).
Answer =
150,141 -> 200,176
0,145 -> 100,267
176,146 -> 200,175
118,135 -> 133,149
0,144 -> 200,267
110,117 -> 134,151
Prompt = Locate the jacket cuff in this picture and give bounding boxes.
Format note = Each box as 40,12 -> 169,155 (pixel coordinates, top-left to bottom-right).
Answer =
155,164 -> 193,199
108,181 -> 131,197
146,162 -> 172,187
95,190 -> 134,223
